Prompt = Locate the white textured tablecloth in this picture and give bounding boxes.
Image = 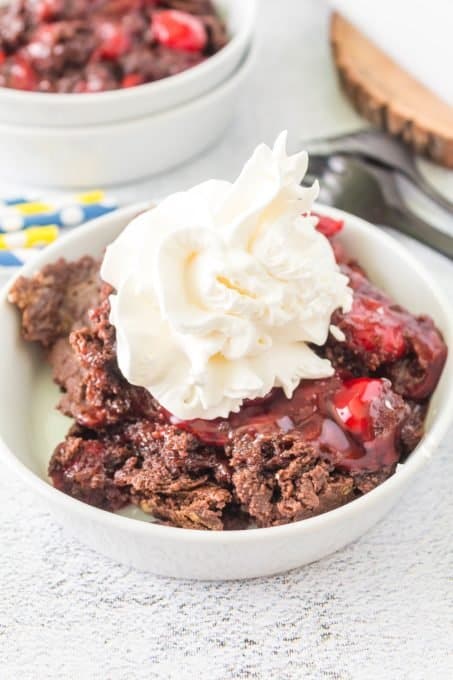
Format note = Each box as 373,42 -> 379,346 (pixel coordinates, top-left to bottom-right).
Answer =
1,2 -> 452,678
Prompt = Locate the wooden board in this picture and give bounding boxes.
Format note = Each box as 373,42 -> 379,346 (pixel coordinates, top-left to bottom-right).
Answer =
331,13 -> 453,168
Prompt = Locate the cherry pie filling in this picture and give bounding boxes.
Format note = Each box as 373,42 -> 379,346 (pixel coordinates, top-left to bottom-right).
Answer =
166,375 -> 402,474
9,216 -> 447,529
0,0 -> 228,93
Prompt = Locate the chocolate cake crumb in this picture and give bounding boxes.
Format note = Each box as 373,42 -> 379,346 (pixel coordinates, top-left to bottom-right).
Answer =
49,424 -> 131,512
11,251 -> 447,530
0,0 -> 228,94
324,265 -> 447,399
9,256 -> 100,347
53,293 -> 159,428
137,485 -> 232,531
399,401 -> 428,457
50,418 -> 234,529
229,430 -> 387,527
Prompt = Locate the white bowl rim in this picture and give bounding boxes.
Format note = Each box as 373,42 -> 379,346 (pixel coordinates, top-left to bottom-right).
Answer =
0,0 -> 257,107
0,42 -> 255,134
0,202 -> 452,544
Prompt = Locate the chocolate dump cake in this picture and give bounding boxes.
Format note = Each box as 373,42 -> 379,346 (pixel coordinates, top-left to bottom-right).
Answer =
9,216 -> 447,530
0,0 -> 228,93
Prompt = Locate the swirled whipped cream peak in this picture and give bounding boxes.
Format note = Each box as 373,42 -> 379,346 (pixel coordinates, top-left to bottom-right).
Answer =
101,132 -> 353,420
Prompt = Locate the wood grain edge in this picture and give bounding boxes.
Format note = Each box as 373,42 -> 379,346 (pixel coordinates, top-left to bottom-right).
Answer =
330,13 -> 453,169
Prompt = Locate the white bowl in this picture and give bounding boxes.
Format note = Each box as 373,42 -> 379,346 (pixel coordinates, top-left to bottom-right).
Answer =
0,204 -> 452,580
0,0 -> 257,127
0,45 -> 254,188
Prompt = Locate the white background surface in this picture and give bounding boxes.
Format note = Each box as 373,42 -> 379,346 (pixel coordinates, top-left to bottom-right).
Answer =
0,1 -> 452,678
330,0 -> 453,106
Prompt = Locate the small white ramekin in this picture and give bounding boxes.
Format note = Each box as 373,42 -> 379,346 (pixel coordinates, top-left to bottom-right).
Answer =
0,45 -> 255,187
0,0 -> 257,126
0,204 -> 452,580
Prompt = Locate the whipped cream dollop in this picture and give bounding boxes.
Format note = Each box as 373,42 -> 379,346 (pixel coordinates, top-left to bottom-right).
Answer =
101,132 -> 352,420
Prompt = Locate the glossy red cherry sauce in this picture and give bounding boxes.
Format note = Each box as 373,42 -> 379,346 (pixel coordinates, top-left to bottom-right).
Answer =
338,266 -> 447,398
345,293 -> 406,362
315,216 -> 447,399
157,215 -> 447,477
161,376 -> 402,474
0,1 -> 226,93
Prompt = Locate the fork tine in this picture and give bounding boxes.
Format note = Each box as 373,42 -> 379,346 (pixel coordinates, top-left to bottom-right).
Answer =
303,131 -> 453,213
385,206 -> 453,258
305,154 -> 453,259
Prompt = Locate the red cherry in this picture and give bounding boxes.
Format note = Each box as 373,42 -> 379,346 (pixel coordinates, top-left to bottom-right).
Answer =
333,378 -> 384,441
97,22 -> 131,60
152,10 -> 207,52
8,56 -> 37,91
347,297 -> 406,360
353,322 -> 406,356
34,0 -> 63,22
313,212 -> 344,238
73,80 -> 88,93
121,73 -> 144,88
0,51 -> 6,66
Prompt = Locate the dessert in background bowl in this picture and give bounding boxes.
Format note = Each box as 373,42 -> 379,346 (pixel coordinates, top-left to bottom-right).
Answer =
0,0 -> 255,126
0,0 -> 228,94
0,135 -> 451,579
0,0 -> 256,188
0,43 -> 254,187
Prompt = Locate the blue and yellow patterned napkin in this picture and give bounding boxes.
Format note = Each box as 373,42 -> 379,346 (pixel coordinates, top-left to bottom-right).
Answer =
0,190 -> 118,273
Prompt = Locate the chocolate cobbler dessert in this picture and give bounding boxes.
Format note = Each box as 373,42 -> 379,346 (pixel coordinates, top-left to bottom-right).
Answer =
9,135 -> 447,531
0,0 -> 228,93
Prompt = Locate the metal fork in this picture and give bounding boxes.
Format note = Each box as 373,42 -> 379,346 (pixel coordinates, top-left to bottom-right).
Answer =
303,154 -> 453,259
303,129 -> 453,214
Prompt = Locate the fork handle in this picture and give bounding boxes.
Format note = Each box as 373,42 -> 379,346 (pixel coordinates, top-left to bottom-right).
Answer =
385,207 -> 453,259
